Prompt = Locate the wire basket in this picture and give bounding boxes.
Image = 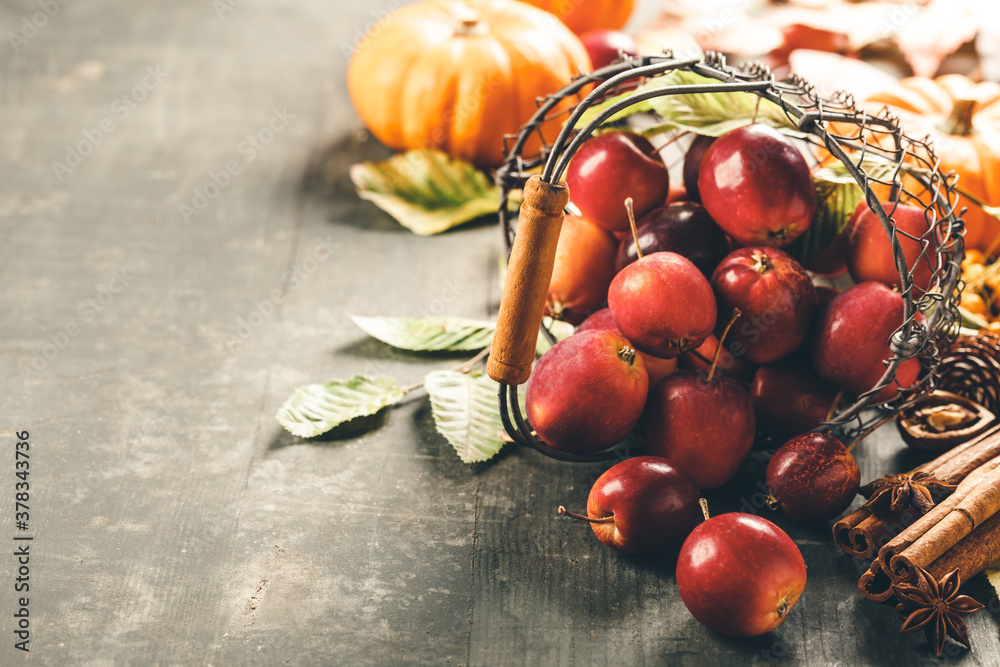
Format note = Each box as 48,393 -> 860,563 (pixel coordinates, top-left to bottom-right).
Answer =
487,52 -> 965,462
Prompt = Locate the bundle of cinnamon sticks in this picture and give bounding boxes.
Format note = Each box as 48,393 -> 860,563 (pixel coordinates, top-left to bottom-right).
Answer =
832,424 -> 1000,602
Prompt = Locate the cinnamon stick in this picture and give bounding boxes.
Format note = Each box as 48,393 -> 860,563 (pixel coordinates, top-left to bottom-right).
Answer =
926,510 -> 1000,585
859,557 -> 895,603
833,507 -> 871,556
877,456 -> 1000,574
888,464 -> 1000,582
833,425 -> 1000,558
847,508 -> 918,559
916,423 -> 1000,483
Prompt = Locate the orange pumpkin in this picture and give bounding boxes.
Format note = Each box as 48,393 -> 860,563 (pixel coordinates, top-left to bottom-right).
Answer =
522,0 -> 635,34
347,0 -> 591,168
865,75 -> 1000,257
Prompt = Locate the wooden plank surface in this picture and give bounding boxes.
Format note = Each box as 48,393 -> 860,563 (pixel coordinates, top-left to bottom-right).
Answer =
1,0 -> 998,665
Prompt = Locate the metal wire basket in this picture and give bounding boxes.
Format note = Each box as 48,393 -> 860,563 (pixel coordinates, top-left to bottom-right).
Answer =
487,52 -> 965,462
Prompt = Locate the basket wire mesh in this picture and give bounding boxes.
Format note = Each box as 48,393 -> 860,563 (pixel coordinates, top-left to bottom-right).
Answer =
496,52 -> 965,462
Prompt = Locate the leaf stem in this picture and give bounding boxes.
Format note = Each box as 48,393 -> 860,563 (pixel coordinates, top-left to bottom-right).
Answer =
402,346 -> 491,394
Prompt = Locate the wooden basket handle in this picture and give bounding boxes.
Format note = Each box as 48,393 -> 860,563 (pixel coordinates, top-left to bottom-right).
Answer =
487,175 -> 569,385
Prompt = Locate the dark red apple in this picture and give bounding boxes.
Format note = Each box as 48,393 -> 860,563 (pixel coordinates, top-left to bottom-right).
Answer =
845,200 -> 939,291
579,30 -> 638,69
577,308 -> 678,386
751,362 -> 838,438
545,214 -> 619,325
561,456 -> 701,555
698,124 -> 816,247
812,281 -> 922,403
641,370 -> 755,488
614,203 -> 730,278
527,329 -> 648,454
678,333 -> 757,382
710,247 -> 816,364
766,432 -> 860,523
807,231 -> 849,276
566,132 -> 670,233
677,512 -> 806,637
682,134 -> 715,202
608,252 -> 717,359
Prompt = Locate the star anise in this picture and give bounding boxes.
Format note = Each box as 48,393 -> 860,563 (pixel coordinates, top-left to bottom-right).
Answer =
858,471 -> 956,514
892,567 -> 984,657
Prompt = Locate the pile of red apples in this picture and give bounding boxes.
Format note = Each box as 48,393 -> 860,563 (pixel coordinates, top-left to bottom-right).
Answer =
529,106 -> 937,636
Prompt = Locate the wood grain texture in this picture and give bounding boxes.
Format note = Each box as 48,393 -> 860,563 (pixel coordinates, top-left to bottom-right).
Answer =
1,0 -> 999,665
488,176 -> 569,386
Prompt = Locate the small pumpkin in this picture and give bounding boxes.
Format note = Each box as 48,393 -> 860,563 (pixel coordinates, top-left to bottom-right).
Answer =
865,75 -> 1000,257
347,0 -> 591,168
521,0 -> 635,35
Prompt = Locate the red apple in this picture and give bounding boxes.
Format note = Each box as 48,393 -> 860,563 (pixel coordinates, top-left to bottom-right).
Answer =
527,329 -> 648,454
545,214 -> 619,325
614,203 -> 730,278
563,456 -> 701,555
566,132 -> 670,233
812,281 -> 922,403
682,134 -> 715,202
845,200 -> 939,291
577,308 -> 678,386
766,432 -> 860,523
698,125 -> 816,247
751,362 -> 838,438
641,370 -> 755,489
807,231 -> 849,276
710,247 -> 816,364
608,251 -> 717,358
579,30 -> 638,69
678,333 -> 757,383
677,512 -> 806,637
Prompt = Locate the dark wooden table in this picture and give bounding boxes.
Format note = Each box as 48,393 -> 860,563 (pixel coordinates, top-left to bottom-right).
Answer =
3,0 -> 999,664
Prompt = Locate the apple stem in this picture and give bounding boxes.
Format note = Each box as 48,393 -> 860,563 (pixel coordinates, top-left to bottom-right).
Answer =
765,495 -> 779,511
707,308 -> 742,383
557,506 -> 615,524
824,389 -> 844,423
751,97 -> 761,124
699,497 -> 710,522
625,197 -> 642,259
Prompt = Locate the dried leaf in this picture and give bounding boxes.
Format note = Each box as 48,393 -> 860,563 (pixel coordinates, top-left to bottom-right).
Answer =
785,166 -> 864,267
425,370 -> 506,463
349,314 -> 495,352
350,149 -> 500,236
575,70 -> 801,138
276,375 -> 406,438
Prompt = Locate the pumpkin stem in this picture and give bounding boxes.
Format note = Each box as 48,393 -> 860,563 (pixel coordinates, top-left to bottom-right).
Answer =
938,99 -> 977,137
455,13 -> 487,37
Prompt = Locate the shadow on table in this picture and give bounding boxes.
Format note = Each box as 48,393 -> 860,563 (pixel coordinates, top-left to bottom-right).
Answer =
296,127 -> 500,235
267,410 -> 391,452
